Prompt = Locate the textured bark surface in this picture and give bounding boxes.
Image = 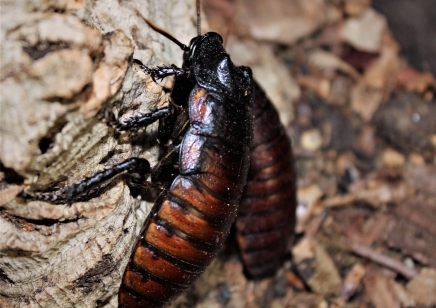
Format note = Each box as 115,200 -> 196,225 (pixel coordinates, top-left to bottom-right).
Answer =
0,0 -> 195,307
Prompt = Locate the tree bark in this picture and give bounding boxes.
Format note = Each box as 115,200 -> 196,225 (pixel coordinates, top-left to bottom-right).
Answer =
0,0 -> 195,307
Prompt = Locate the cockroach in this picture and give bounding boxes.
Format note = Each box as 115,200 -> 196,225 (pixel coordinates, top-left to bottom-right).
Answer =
116,17 -> 254,308
19,0 -> 297,306
236,82 -> 296,279
21,1 -> 253,307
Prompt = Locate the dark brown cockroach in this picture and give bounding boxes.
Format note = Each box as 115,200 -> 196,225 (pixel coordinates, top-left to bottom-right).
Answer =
235,82 -> 297,279
19,1 -> 296,306
116,29 -> 254,306
21,29 -> 254,307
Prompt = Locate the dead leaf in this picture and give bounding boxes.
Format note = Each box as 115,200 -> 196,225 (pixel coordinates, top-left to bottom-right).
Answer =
235,0 -> 327,44
363,274 -> 415,308
406,268 -> 436,306
341,8 -> 387,52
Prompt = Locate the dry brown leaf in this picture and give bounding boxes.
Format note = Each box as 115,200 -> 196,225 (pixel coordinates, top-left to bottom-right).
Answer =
406,268 -> 436,306
341,8 -> 387,52
381,148 -> 406,168
344,0 -> 371,17
298,75 -> 331,100
339,262 -> 367,301
363,274 -> 415,308
235,0 -> 327,44
350,83 -> 384,121
307,49 -> 360,80
362,35 -> 400,90
293,238 -> 342,297
296,184 -> 324,233
396,67 -> 436,93
384,197 -> 436,268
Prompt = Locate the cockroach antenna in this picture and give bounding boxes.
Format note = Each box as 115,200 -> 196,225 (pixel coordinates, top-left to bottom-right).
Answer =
197,0 -> 201,36
135,9 -> 189,51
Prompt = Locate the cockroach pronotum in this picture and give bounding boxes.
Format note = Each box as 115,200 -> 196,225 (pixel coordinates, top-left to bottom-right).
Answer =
19,0 -> 296,306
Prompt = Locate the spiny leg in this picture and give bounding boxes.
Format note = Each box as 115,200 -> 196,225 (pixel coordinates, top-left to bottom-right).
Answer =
19,158 -> 150,204
20,57 -> 188,204
115,106 -> 175,132
24,57 -> 189,203
111,59 -> 189,133
134,59 -> 189,82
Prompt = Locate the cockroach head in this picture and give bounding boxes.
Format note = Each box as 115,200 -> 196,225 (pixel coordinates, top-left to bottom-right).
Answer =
182,32 -> 225,69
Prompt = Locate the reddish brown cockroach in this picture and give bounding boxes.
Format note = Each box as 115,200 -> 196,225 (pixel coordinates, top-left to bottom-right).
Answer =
117,30 -> 254,306
236,82 -> 296,279
19,1 -> 296,306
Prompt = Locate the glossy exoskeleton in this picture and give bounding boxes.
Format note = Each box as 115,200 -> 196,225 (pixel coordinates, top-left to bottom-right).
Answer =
236,82 -> 296,279
20,30 -> 254,307
117,32 -> 254,307
19,2 -> 297,307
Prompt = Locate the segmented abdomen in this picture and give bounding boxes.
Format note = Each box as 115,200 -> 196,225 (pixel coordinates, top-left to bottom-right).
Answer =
118,85 -> 253,307
236,82 -> 297,278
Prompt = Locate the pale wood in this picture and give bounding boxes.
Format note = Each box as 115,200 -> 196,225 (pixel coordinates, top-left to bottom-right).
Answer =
0,0 -> 195,306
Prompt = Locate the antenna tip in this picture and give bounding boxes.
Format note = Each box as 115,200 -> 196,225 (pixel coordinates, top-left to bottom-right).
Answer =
197,0 -> 201,36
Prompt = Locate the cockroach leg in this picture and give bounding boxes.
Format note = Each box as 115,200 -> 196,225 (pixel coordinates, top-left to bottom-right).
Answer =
19,158 -> 150,204
134,59 -> 189,82
116,106 -> 175,132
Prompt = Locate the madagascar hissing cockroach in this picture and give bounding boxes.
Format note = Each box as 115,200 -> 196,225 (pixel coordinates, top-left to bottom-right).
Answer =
19,0 -> 296,306
24,2 -> 253,307
116,33 -> 254,308
235,82 -> 297,279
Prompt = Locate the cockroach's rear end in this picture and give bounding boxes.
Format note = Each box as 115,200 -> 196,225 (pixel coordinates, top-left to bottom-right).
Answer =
236,82 -> 297,278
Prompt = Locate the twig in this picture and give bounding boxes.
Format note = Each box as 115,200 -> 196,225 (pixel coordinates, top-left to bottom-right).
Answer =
349,242 -> 417,280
